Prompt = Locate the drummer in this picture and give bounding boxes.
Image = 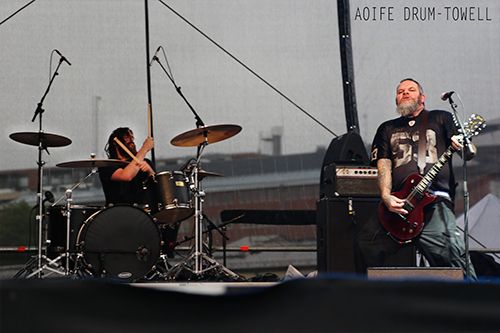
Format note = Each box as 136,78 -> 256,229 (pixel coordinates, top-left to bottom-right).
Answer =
99,127 -> 155,206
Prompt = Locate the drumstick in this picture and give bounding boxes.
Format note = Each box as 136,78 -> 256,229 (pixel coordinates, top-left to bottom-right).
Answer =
147,104 -> 152,138
113,137 -> 141,164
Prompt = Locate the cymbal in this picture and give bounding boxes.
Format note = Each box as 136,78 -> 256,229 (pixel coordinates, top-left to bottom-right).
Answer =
171,124 -> 242,147
197,169 -> 224,180
10,132 -> 72,147
56,159 -> 128,168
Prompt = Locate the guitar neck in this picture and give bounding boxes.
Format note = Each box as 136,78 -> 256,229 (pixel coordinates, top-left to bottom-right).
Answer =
413,146 -> 455,195
407,113 -> 485,199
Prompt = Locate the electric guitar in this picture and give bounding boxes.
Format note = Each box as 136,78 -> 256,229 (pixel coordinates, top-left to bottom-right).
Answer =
378,114 -> 486,243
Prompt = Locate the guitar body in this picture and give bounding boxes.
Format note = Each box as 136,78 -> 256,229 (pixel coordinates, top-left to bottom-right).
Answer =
377,173 -> 437,243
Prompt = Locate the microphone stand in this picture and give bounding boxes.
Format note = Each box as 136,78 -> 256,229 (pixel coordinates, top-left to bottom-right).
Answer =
152,55 -> 241,280
28,57 -> 65,278
151,55 -> 205,128
446,95 -> 473,279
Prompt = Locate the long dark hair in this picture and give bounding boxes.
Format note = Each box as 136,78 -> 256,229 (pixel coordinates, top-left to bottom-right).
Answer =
104,127 -> 131,159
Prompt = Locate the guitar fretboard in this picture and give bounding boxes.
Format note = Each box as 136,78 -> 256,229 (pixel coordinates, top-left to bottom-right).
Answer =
414,147 -> 454,195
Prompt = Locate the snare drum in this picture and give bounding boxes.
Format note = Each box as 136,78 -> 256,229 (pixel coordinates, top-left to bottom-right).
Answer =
76,205 -> 160,281
152,171 -> 194,224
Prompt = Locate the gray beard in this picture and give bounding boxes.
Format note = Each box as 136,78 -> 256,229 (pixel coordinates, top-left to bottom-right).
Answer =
397,100 -> 419,117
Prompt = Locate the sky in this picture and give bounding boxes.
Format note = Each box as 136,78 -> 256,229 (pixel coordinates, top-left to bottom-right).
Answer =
1,0 -> 499,171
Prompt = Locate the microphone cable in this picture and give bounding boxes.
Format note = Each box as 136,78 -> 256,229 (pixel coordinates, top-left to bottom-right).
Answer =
0,0 -> 36,27
156,0 -> 338,138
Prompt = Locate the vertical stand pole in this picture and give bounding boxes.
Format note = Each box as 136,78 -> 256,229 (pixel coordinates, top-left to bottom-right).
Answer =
144,0 -> 156,168
65,189 -> 73,274
36,137 -> 44,278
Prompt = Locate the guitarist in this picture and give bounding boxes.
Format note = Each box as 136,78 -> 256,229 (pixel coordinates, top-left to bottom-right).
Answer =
358,78 -> 476,279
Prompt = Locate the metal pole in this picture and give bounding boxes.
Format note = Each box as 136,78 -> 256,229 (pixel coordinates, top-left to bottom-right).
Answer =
144,0 -> 156,168
337,0 -> 360,133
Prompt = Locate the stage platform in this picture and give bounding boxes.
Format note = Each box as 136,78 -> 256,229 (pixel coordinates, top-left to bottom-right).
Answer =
131,281 -> 278,295
2,276 -> 500,333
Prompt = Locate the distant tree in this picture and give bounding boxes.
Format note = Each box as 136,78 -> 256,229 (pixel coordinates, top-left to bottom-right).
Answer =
0,201 -> 36,247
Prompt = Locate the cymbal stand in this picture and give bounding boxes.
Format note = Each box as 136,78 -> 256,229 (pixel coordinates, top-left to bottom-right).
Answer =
27,57 -> 66,278
63,189 -> 73,274
192,141 -> 206,273
166,140 -> 242,281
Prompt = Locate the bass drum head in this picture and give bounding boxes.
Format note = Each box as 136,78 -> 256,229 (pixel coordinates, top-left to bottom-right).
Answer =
77,205 -> 160,282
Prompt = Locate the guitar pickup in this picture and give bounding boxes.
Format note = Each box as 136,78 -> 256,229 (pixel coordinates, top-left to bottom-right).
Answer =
402,201 -> 414,213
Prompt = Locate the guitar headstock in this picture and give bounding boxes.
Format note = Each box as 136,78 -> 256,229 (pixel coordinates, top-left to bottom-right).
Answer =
453,113 -> 486,139
463,114 -> 486,139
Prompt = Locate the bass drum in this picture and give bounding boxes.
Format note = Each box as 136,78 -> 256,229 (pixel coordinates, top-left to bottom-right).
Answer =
76,205 -> 160,282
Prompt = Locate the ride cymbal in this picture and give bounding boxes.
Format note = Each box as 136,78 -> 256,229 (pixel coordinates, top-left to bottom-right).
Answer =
10,132 -> 72,147
170,124 -> 242,147
56,159 -> 128,168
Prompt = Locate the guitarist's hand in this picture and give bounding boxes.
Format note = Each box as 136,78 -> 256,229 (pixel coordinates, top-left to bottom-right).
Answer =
452,135 -> 476,160
451,135 -> 463,151
382,194 -> 408,215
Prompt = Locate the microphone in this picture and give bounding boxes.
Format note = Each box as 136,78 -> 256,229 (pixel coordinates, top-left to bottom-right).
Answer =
54,49 -> 72,66
43,191 -> 55,204
440,91 -> 455,101
149,46 -> 161,66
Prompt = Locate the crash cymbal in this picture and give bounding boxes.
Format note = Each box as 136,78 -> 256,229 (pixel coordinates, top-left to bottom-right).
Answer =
171,124 -> 242,147
56,159 -> 128,168
10,132 -> 72,147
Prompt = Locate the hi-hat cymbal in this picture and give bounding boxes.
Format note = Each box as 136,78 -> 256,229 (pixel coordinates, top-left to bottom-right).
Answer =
56,159 -> 128,168
171,124 -> 242,147
10,132 -> 72,147
197,169 -> 224,180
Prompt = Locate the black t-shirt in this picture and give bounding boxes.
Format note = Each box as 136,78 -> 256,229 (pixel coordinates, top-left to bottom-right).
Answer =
98,159 -> 155,206
370,109 -> 458,199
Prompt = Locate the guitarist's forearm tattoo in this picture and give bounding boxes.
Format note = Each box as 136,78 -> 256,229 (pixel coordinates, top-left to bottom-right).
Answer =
377,159 -> 392,199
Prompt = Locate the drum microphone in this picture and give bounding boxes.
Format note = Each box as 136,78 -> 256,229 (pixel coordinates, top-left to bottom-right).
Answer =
440,91 -> 455,101
43,191 -> 55,204
54,49 -> 72,66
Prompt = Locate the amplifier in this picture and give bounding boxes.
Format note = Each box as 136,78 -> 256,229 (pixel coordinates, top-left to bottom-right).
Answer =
335,165 -> 378,178
320,164 -> 379,198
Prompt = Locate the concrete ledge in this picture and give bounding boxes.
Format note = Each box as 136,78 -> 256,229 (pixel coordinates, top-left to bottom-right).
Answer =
367,267 -> 464,280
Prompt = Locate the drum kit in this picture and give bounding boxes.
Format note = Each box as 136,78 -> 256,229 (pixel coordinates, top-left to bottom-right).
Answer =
10,124 -> 243,282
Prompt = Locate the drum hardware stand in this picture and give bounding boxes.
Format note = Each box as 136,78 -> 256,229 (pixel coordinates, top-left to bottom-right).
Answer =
52,165 -> 98,206
152,53 -> 242,280
35,165 -> 99,278
14,56 -> 69,279
166,141 -> 242,281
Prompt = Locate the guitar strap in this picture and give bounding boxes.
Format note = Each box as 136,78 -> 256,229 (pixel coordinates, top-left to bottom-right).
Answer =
417,109 -> 429,175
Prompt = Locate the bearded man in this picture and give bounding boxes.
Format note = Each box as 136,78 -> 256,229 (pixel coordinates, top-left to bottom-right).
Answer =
99,127 -> 155,205
357,78 -> 477,279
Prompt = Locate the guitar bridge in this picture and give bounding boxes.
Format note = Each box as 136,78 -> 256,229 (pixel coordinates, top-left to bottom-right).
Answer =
397,213 -> 418,229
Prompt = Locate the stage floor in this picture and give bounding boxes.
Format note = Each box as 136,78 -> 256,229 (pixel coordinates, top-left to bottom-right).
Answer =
2,276 -> 500,332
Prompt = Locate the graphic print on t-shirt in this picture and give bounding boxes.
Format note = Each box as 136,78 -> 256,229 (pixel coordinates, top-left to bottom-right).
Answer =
390,129 -> 437,169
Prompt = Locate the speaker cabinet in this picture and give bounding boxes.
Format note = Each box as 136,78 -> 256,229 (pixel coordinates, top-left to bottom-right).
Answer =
316,197 -> 415,273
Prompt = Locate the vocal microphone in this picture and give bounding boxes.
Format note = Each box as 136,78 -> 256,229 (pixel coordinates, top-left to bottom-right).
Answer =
149,46 -> 162,66
440,91 -> 455,101
54,49 -> 72,66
